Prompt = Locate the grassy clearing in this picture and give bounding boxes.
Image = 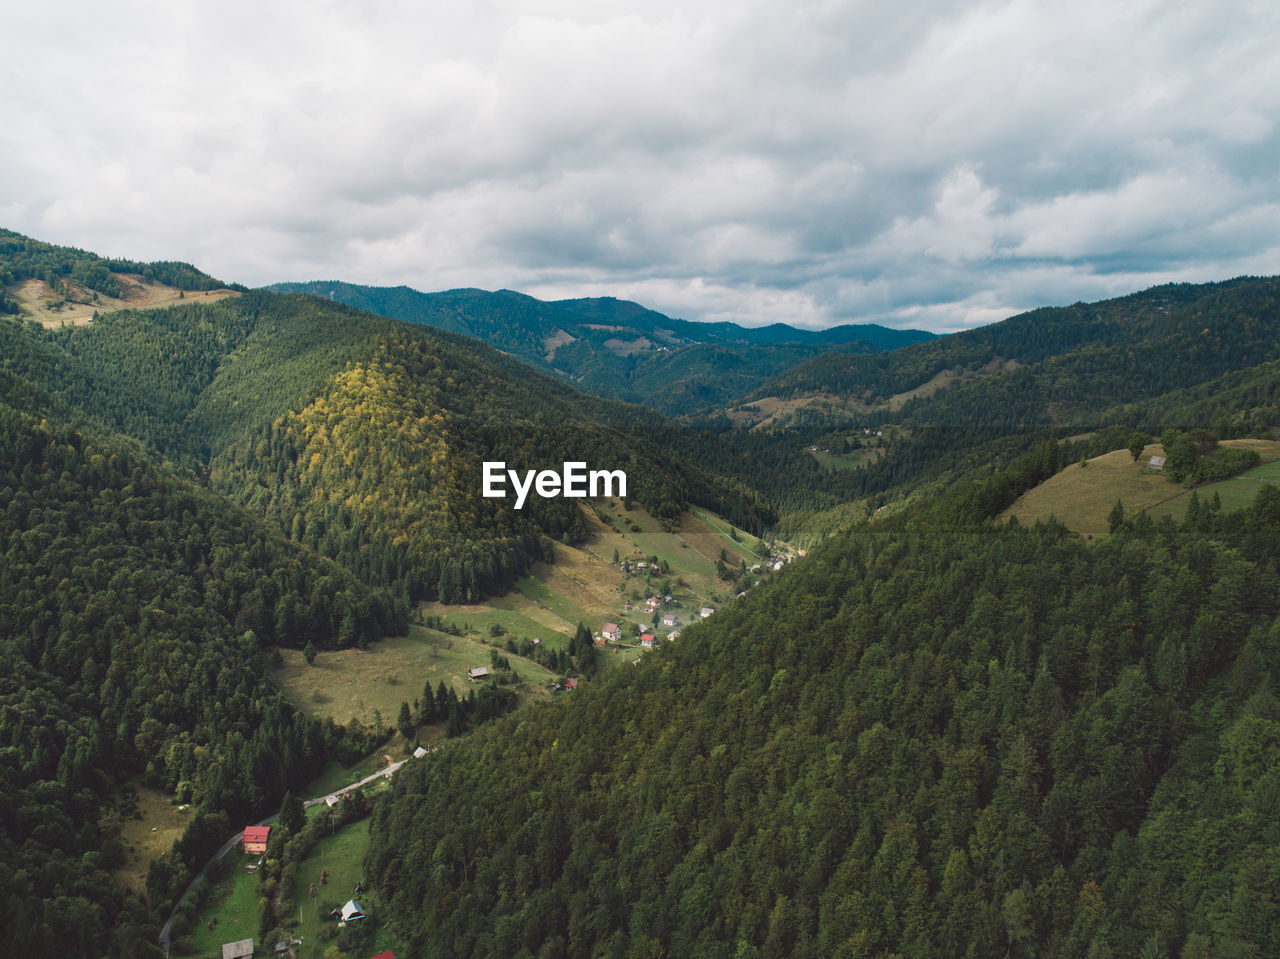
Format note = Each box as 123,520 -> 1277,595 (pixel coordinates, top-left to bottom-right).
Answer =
888,369 -> 960,410
1148,452 -> 1280,520
408,502 -> 789,675
187,864 -> 260,957
272,627 -> 554,726
9,274 -> 239,327
292,818 -> 376,958
810,447 -> 883,471
1002,440 -> 1280,537
1001,446 -> 1182,538
108,785 -> 195,895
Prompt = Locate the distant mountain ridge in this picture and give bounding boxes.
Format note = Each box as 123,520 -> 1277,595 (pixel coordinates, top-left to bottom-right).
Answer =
265,281 -> 936,415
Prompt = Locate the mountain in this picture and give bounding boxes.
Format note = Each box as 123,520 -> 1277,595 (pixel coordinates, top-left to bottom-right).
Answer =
7,228 -> 1280,958
264,281 -> 936,415
0,378 -> 401,957
367,465 -> 1280,957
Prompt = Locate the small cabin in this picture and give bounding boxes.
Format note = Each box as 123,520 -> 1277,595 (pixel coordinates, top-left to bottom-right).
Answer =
467,666 -> 490,682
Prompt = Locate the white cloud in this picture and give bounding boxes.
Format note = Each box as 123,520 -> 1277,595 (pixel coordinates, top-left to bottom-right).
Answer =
3,0 -> 1280,332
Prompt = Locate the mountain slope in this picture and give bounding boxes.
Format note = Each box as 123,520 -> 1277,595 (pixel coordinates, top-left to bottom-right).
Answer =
265,281 -> 935,415
0,386 -> 400,958
7,288 -> 805,604
367,475 -> 1280,958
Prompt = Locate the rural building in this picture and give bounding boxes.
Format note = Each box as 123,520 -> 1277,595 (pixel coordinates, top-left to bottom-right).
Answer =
564,678 -> 579,689
667,629 -> 680,642
662,614 -> 678,627
370,952 -> 397,959
1148,454 -> 1167,471
640,633 -> 655,648
325,795 -> 340,807
341,900 -> 366,922
222,939 -> 254,959
242,826 -> 271,855
700,607 -> 715,619
646,596 -> 660,610
413,746 -> 429,758
467,666 -> 490,682
602,622 -> 622,641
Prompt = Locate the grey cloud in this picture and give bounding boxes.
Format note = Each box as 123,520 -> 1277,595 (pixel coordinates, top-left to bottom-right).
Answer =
3,0 -> 1279,332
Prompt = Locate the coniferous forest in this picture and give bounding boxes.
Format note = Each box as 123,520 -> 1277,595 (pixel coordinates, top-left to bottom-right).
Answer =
3,230 -> 1280,957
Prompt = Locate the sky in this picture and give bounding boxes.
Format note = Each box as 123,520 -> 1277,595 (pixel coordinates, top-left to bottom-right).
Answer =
3,0 -> 1279,333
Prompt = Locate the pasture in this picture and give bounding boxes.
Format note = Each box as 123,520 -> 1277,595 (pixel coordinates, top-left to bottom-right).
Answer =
272,627 -> 555,727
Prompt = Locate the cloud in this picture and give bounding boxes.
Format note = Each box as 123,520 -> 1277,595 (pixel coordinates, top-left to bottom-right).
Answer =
3,0 -> 1279,331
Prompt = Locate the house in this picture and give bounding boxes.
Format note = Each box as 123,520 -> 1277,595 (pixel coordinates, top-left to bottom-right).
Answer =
325,795 -> 340,807
467,666 -> 490,682
1148,454 -> 1167,472
413,746 -> 429,759
602,622 -> 622,642
222,940 -> 254,959
564,678 -> 579,689
667,630 -> 680,642
646,596 -> 660,610
341,900 -> 366,921
640,633 -> 655,648
700,607 -> 715,619
662,614 -> 679,627
369,953 -> 397,959
242,826 -> 271,855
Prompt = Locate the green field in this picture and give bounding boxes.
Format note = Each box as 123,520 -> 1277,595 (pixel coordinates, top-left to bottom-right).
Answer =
186,861 -> 260,956
273,626 -> 555,727
187,816 -> 399,959
1147,457 -> 1280,521
274,502 -> 788,721
291,818 -> 398,959
1003,439 -> 1280,537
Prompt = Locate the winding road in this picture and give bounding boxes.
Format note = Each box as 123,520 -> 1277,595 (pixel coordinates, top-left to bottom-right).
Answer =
158,757 -> 412,956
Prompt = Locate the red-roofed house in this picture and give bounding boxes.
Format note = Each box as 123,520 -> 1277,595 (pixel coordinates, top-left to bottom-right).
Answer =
369,952 -> 397,959
640,633 -> 655,648
242,826 -> 271,855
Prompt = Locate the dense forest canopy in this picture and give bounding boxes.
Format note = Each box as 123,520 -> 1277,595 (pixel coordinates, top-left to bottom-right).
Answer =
367,477 -> 1280,958
0,393 -> 399,957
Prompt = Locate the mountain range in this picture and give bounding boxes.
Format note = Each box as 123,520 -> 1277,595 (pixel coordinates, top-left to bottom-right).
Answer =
3,227 -> 1280,958
266,281 -> 936,415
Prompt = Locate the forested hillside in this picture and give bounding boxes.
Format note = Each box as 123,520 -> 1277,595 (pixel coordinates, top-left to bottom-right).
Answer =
747,277 -> 1280,423
266,281 -> 935,415
367,477 -> 1280,958
0,391 -> 399,957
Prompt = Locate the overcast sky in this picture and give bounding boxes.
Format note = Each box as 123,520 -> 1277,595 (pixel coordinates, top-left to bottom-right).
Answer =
3,0 -> 1279,332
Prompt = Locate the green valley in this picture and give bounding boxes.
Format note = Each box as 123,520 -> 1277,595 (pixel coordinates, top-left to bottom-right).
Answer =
5,229 -> 1280,959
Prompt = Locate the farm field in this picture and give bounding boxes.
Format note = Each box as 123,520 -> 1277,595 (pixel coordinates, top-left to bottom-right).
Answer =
1002,439 -> 1280,537
272,627 -> 555,727
292,817 -> 399,959
1147,450 -> 1280,520
186,864 -> 259,957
